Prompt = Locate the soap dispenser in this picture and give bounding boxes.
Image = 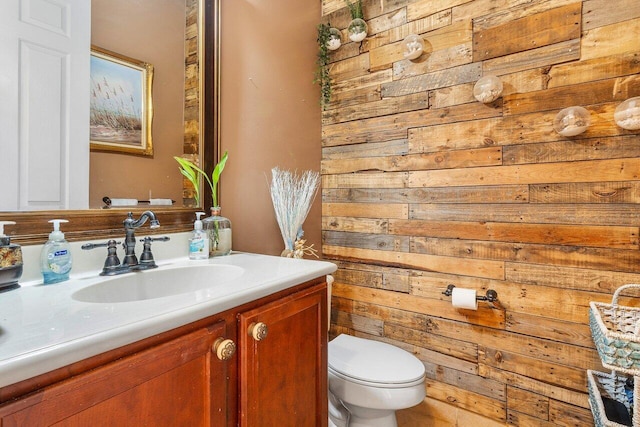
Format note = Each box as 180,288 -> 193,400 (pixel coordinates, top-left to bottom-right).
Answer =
0,221 -> 23,291
189,212 -> 209,260
40,219 -> 72,284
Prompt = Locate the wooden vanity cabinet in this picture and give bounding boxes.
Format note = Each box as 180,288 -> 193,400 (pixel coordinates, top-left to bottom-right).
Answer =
0,321 -> 230,427
238,282 -> 328,427
0,278 -> 327,427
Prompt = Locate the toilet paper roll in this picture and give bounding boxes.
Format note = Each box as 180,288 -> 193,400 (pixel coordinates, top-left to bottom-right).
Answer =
451,287 -> 477,310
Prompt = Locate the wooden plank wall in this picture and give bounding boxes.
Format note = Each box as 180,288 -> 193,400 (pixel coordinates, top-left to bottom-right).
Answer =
320,0 -> 640,425
181,0 -> 200,206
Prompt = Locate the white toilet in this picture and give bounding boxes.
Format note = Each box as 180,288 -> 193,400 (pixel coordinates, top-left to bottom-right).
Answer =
327,334 -> 426,427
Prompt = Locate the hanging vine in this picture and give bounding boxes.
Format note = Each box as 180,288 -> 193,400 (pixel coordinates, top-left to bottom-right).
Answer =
314,23 -> 332,109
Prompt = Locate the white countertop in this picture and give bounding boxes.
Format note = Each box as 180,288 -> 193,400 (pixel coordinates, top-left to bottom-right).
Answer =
0,252 -> 336,388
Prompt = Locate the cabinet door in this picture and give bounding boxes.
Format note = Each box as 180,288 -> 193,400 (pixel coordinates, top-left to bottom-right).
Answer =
238,282 -> 328,427
0,321 -> 232,426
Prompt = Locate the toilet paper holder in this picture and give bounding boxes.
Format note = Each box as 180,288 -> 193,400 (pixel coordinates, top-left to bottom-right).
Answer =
442,284 -> 498,303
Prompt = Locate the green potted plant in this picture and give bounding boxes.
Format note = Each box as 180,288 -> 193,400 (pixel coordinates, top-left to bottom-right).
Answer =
174,151 -> 228,209
346,0 -> 367,42
174,152 -> 231,257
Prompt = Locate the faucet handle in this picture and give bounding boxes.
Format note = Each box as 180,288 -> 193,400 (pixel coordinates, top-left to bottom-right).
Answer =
137,236 -> 170,269
82,240 -> 122,276
81,240 -> 121,250
143,236 -> 170,243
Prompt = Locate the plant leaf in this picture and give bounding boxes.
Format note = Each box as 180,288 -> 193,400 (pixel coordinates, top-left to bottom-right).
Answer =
212,151 -> 228,185
174,156 -> 203,205
210,151 -> 228,207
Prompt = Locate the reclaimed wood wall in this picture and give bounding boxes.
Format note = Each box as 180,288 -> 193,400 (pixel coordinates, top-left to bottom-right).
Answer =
320,0 -> 640,425
181,0 -> 201,207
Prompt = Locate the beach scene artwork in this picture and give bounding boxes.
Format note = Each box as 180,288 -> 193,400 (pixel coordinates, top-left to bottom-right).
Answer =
90,48 -> 153,155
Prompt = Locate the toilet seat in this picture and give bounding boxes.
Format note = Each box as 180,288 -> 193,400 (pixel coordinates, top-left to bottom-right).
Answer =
328,334 -> 426,388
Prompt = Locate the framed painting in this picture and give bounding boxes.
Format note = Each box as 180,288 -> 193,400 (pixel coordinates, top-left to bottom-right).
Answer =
89,46 -> 154,156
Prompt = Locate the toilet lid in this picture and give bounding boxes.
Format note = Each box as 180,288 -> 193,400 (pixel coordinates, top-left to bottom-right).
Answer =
328,334 -> 426,385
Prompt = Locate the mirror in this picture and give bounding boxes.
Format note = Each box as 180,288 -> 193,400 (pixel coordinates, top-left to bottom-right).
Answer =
0,0 -> 219,241
89,0 -> 201,209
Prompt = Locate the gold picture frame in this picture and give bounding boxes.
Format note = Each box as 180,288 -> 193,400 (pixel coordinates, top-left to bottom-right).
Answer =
89,46 -> 154,156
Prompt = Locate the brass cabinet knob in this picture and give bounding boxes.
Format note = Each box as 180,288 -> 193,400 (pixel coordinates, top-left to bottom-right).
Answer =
213,338 -> 236,361
248,322 -> 268,341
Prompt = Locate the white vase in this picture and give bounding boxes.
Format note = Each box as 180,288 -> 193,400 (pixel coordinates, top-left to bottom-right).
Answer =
553,106 -> 590,137
203,206 -> 232,257
348,18 -> 367,42
402,34 -> 424,60
473,75 -> 503,104
614,97 -> 640,130
327,27 -> 342,51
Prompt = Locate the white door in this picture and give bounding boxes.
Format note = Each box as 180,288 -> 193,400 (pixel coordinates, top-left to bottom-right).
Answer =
0,0 -> 90,211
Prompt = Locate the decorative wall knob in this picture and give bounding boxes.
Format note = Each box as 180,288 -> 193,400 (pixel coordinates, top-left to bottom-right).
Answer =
248,322 -> 268,341
213,338 -> 236,360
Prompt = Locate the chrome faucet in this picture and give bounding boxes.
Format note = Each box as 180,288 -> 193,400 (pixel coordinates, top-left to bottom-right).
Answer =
122,211 -> 160,268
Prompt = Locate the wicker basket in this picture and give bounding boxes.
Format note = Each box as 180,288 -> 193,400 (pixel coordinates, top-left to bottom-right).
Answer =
590,284 -> 640,375
587,370 -> 635,427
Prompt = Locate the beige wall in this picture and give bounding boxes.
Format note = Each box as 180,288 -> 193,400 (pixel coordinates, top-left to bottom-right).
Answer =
219,0 -> 323,255
89,0 -> 186,208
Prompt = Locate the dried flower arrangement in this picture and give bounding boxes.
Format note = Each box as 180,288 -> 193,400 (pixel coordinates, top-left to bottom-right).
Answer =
269,167 -> 320,258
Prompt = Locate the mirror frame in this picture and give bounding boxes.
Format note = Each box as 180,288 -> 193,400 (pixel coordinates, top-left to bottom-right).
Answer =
0,0 -> 220,245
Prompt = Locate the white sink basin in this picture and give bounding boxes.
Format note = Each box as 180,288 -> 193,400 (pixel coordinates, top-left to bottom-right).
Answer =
0,252 -> 338,389
71,264 -> 245,303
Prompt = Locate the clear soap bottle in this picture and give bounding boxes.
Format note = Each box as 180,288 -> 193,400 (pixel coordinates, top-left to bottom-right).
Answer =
203,206 -> 232,257
189,212 -> 209,260
40,219 -> 72,284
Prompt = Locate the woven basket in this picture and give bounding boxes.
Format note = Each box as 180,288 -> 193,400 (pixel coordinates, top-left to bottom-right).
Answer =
590,284 -> 640,375
587,370 -> 636,427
